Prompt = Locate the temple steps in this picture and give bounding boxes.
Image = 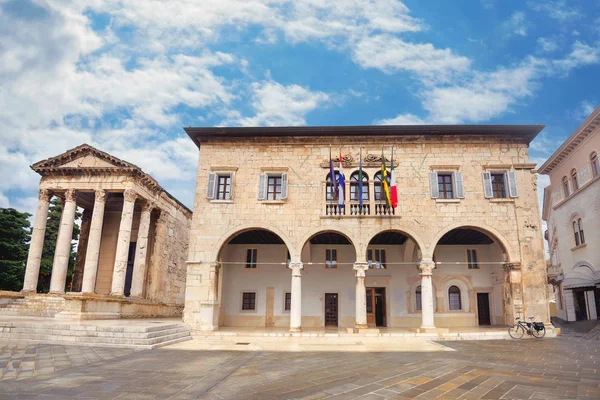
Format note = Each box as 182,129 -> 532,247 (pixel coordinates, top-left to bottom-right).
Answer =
0,296 -> 64,317
0,321 -> 192,349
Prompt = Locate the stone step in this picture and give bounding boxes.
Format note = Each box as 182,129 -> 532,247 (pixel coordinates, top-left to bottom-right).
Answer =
0,330 -> 191,348
2,326 -> 190,339
0,322 -> 183,333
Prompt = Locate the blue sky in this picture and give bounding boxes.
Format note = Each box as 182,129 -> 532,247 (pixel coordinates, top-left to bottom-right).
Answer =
0,0 -> 599,219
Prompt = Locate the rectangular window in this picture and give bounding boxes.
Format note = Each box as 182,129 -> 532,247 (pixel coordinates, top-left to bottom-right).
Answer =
325,249 -> 337,269
245,249 -> 257,268
368,249 -> 387,269
267,175 -> 282,200
438,173 -> 454,199
284,292 -> 291,311
216,174 -> 231,200
242,292 -> 256,310
467,249 -> 479,269
491,174 -> 506,198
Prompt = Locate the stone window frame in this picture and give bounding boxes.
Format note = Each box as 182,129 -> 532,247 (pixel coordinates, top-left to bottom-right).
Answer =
443,279 -> 470,313
591,151 -> 600,178
240,291 -> 258,313
482,168 -> 518,200
207,166 -> 238,203
258,167 -> 289,203
408,281 -> 437,314
429,166 -> 464,202
245,248 -> 258,269
571,217 -> 586,249
571,168 -> 579,191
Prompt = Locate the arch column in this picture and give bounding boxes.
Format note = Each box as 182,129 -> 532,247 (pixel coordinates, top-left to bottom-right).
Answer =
354,262 -> 369,329
110,189 -> 137,296
130,202 -> 155,298
81,190 -> 108,294
418,258 -> 436,329
22,189 -> 52,293
288,261 -> 303,332
49,189 -> 78,294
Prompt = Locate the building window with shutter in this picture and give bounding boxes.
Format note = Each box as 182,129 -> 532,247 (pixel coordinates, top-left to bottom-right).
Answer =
367,249 -> 387,269
267,175 -> 282,200
216,174 -> 231,200
573,218 -> 585,247
258,172 -> 288,201
563,176 -> 570,197
416,286 -> 422,311
467,249 -> 479,269
491,174 -> 506,198
242,292 -> 256,310
591,152 -> 599,178
246,249 -> 257,268
284,292 -> 291,311
438,173 -> 454,199
325,249 -> 337,269
448,286 -> 462,310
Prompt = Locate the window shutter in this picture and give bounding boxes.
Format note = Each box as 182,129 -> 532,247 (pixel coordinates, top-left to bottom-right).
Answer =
281,172 -> 288,200
507,171 -> 518,198
482,172 -> 493,198
453,172 -> 465,199
429,172 -> 439,199
257,174 -> 267,200
206,173 -> 216,199
226,173 -> 234,200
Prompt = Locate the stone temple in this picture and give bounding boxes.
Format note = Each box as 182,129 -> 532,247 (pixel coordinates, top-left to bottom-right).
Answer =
2,124 -> 554,342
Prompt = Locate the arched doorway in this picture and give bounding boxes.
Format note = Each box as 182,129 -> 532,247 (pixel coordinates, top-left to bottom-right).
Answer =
217,229 -> 292,328
300,231 -> 357,328
365,230 -> 423,328
432,227 -> 509,327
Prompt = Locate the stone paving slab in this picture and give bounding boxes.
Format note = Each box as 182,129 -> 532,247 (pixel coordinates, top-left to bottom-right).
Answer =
0,335 -> 598,399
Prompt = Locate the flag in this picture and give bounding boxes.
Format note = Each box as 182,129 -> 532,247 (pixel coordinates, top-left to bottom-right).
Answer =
329,145 -> 337,201
338,148 -> 345,208
381,147 -> 392,207
358,147 -> 363,207
390,147 -> 398,208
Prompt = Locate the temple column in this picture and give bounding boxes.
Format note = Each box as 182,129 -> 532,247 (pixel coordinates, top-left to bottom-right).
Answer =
81,189 -> 108,294
22,189 -> 52,293
110,189 -> 137,296
419,258 -> 436,329
130,202 -> 155,298
354,262 -> 369,329
49,189 -> 78,294
288,262 -> 303,332
71,208 -> 92,292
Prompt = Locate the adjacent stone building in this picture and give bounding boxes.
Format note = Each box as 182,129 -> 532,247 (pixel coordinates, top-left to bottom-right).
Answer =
541,105 -> 600,322
182,125 -> 550,333
18,144 -> 191,319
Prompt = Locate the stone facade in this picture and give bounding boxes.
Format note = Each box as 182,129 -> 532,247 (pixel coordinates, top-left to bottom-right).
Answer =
183,126 -> 550,333
18,145 -> 191,319
541,105 -> 600,322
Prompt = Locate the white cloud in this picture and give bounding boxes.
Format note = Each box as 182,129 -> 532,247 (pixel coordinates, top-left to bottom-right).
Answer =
528,1 -> 581,22
529,131 -> 566,154
553,41 -> 600,73
231,80 -> 330,126
0,192 -> 10,208
537,37 -> 559,53
481,0 -> 495,9
503,12 -> 528,37
353,34 -> 471,83
377,113 -> 427,125
570,100 -> 598,121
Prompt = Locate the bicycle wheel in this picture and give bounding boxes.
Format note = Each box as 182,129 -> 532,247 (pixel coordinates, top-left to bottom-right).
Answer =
532,326 -> 546,339
508,324 -> 524,339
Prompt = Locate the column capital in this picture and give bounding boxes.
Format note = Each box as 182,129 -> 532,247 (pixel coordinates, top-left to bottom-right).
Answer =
64,189 -> 77,202
94,189 -> 108,203
141,201 -> 157,212
208,261 -> 220,272
288,262 -> 303,275
353,262 -> 369,277
418,258 -> 435,276
38,189 -> 52,202
123,189 -> 138,203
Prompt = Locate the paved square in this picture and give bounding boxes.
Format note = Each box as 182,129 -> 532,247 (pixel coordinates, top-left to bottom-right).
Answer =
0,335 -> 598,399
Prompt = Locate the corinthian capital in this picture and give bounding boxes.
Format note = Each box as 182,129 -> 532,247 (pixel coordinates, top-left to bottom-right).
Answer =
64,189 -> 77,202
418,258 -> 435,276
38,189 -> 52,202
94,189 -> 108,203
123,189 -> 138,203
141,201 -> 156,212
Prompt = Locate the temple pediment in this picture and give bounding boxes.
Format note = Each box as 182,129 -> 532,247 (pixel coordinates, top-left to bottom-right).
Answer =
31,144 -> 139,173
59,154 -> 122,169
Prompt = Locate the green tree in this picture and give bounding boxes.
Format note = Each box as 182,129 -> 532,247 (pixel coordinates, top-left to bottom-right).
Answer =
37,198 -> 81,293
0,208 -> 32,291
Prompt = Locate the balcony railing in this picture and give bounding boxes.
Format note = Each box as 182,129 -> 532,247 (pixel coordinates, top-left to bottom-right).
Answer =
325,201 -> 394,216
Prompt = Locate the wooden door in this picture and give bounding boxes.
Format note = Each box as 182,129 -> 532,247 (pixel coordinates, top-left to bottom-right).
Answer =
366,288 -> 376,327
477,293 -> 491,325
324,293 -> 338,326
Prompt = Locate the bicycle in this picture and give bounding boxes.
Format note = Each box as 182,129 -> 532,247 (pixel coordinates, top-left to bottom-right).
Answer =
508,316 -> 546,339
